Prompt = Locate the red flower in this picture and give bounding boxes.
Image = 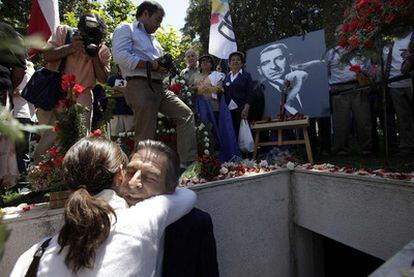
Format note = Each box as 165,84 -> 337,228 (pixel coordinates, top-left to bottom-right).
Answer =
52,124 -> 60,133
381,13 -> 396,23
364,22 -> 376,34
61,74 -> 76,91
349,64 -> 362,73
73,84 -> 85,95
356,0 -> 370,8
339,37 -> 348,48
348,35 -> 360,50
91,129 -> 103,137
170,83 -> 182,95
364,40 -> 375,48
48,146 -> 59,157
343,9 -> 350,18
390,0 -> 408,7
341,24 -> 349,34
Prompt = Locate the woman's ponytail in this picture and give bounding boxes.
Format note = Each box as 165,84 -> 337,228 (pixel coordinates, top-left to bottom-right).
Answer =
58,188 -> 116,273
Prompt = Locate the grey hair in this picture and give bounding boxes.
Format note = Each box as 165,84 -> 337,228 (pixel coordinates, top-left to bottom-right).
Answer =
259,43 -> 293,64
135,140 -> 180,192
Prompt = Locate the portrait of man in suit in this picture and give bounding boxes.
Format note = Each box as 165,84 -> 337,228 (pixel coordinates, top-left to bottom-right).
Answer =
246,30 -> 330,118
257,43 -> 308,116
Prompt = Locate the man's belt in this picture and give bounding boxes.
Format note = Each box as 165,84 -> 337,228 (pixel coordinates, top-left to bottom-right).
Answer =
126,76 -> 163,84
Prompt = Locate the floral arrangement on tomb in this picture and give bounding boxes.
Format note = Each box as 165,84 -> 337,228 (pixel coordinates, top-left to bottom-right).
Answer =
339,0 -> 414,56
27,75 -> 88,192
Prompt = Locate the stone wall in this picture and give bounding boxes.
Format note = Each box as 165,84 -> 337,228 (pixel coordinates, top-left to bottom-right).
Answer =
1,170 -> 292,277
2,169 -> 414,276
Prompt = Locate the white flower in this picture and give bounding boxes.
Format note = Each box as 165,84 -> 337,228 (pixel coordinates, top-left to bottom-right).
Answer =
205,142 -> 210,147
188,100 -> 192,105
199,123 -> 205,129
166,129 -> 170,134
187,92 -> 192,97
170,128 -> 176,133
156,130 -> 160,134
204,131 -> 208,136
184,86 -> 188,90
204,137 -> 210,142
204,149 -> 210,155
179,79 -> 185,84
220,167 -> 229,174
158,120 -> 162,125
127,131 -> 134,137
286,161 -> 295,170
119,132 -> 126,138
259,160 -> 268,168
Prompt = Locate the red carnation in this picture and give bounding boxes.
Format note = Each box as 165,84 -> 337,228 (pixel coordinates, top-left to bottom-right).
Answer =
170,83 -> 182,95
349,64 -> 362,73
91,129 -> 103,137
61,74 -> 76,91
348,35 -> 361,50
381,13 -> 396,23
341,24 -> 349,34
73,84 -> 85,96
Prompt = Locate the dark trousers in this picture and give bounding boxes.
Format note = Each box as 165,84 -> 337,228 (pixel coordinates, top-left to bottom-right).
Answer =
15,118 -> 32,175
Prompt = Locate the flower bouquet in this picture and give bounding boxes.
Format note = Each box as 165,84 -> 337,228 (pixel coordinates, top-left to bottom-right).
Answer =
27,75 -> 87,194
340,0 -> 414,56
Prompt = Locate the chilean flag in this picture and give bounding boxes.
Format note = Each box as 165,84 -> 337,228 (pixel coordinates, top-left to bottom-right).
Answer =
27,0 -> 60,58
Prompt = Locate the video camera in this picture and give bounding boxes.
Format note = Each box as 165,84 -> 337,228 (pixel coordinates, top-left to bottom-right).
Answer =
75,15 -> 104,56
158,54 -> 179,78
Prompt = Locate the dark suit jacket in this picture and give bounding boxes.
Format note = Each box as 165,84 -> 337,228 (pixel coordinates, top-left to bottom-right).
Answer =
162,208 -> 219,277
223,70 -> 255,110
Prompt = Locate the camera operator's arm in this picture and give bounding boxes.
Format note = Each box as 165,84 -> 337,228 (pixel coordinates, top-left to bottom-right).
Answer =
43,27 -> 83,62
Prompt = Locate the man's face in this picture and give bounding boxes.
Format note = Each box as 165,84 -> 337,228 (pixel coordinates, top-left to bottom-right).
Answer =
259,48 -> 287,83
142,9 -> 164,34
185,51 -> 198,68
121,149 -> 168,206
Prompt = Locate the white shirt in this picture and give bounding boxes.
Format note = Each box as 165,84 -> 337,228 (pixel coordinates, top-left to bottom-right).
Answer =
112,22 -> 164,80
10,188 -> 196,277
229,69 -> 242,82
12,65 -> 36,121
326,46 -> 368,85
383,32 -> 413,88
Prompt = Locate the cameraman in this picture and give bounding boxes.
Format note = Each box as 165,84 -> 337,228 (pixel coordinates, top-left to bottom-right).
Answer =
33,12 -> 111,163
112,0 -> 197,168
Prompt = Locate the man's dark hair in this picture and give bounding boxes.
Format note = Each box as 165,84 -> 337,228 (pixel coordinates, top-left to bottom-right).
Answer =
135,140 -> 180,192
136,1 -> 165,20
259,43 -> 293,65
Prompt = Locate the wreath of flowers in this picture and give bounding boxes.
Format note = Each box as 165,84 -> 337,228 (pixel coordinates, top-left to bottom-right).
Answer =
340,0 -> 413,55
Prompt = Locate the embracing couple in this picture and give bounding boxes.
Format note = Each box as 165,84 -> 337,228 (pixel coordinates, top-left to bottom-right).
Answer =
10,138 -> 219,277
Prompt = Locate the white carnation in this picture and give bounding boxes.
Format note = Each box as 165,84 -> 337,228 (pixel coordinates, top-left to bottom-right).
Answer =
204,149 -> 210,155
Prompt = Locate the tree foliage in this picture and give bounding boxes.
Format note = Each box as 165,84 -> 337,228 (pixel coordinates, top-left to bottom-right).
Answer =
183,0 -> 350,54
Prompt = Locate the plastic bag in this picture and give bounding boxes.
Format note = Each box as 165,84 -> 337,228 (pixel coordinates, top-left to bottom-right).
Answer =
238,119 -> 254,153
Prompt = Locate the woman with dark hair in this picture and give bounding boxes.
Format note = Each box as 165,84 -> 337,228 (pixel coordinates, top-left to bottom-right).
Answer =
192,55 -> 241,161
11,137 -> 196,276
192,54 -> 224,116
223,51 -> 255,138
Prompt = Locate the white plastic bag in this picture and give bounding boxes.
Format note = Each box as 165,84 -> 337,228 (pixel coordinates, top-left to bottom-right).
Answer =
238,119 -> 254,153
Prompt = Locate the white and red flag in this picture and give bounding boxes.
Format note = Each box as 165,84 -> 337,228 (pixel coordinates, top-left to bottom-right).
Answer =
27,0 -> 60,58
208,0 -> 237,59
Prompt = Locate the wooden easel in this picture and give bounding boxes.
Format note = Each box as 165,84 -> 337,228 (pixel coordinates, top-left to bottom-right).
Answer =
250,116 -> 313,164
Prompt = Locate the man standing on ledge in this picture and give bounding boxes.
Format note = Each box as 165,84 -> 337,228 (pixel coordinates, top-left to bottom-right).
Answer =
112,1 -> 197,168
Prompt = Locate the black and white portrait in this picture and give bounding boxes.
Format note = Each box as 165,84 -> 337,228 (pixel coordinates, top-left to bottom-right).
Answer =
246,29 -> 330,118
